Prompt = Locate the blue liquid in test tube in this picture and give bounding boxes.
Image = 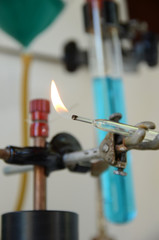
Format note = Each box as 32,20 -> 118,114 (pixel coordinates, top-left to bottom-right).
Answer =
93,76 -> 137,223
84,0 -> 137,224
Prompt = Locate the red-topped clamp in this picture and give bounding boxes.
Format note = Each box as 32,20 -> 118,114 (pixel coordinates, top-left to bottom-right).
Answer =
30,99 -> 50,137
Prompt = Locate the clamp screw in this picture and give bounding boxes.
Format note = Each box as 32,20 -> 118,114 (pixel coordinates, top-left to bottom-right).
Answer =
103,144 -> 109,153
114,168 -> 127,176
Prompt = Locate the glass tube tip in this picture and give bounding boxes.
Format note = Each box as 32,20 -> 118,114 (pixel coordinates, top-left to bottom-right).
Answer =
72,115 -> 78,120
72,115 -> 93,124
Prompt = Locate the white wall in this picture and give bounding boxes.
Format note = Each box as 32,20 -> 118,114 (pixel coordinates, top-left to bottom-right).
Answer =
0,0 -> 159,240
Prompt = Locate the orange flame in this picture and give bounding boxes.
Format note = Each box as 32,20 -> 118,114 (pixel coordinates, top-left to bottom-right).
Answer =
51,80 -> 68,114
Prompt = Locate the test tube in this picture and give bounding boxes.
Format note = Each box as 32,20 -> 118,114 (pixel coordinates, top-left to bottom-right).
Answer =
102,0 -> 137,223
83,0 -> 137,223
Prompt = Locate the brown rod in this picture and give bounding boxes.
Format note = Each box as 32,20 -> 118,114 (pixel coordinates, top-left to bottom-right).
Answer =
0,149 -> 10,161
34,137 -> 46,210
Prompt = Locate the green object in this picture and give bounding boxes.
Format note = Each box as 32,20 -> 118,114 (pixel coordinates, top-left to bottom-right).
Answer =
0,0 -> 65,47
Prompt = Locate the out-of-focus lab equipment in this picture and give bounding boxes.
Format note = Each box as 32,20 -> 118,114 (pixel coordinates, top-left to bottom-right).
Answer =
0,0 -> 65,47
83,0 -> 136,224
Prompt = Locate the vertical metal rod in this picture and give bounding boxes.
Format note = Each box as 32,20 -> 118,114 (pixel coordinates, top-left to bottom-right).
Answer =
34,137 -> 46,210
96,178 -> 108,238
30,99 -> 50,210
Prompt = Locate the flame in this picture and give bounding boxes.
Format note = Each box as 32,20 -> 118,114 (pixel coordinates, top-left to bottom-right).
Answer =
51,80 -> 68,114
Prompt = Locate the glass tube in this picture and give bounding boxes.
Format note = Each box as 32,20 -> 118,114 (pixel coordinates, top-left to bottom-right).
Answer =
86,0 -> 137,223
101,1 -> 136,223
72,116 -> 159,142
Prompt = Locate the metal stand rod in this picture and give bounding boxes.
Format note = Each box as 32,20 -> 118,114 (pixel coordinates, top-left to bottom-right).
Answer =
0,45 -> 62,64
30,99 -> 50,210
34,137 -> 46,210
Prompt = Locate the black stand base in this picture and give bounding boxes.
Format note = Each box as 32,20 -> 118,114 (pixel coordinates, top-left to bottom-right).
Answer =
2,210 -> 78,240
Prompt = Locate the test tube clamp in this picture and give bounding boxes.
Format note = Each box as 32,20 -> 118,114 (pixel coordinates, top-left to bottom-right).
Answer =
0,111 -> 128,240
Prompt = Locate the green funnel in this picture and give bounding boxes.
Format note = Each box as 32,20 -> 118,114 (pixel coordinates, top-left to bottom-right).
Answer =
0,0 -> 65,47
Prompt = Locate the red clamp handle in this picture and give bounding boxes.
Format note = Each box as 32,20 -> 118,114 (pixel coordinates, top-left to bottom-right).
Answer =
30,99 -> 50,137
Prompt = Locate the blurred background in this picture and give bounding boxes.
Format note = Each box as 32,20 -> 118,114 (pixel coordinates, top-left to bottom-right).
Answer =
0,0 -> 159,239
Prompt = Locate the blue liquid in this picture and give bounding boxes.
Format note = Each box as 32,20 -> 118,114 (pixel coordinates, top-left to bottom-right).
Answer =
93,76 -> 137,223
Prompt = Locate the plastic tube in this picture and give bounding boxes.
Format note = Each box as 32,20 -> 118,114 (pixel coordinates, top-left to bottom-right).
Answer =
14,54 -> 32,211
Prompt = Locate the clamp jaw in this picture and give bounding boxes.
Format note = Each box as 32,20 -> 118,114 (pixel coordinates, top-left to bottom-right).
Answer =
93,113 -> 159,176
